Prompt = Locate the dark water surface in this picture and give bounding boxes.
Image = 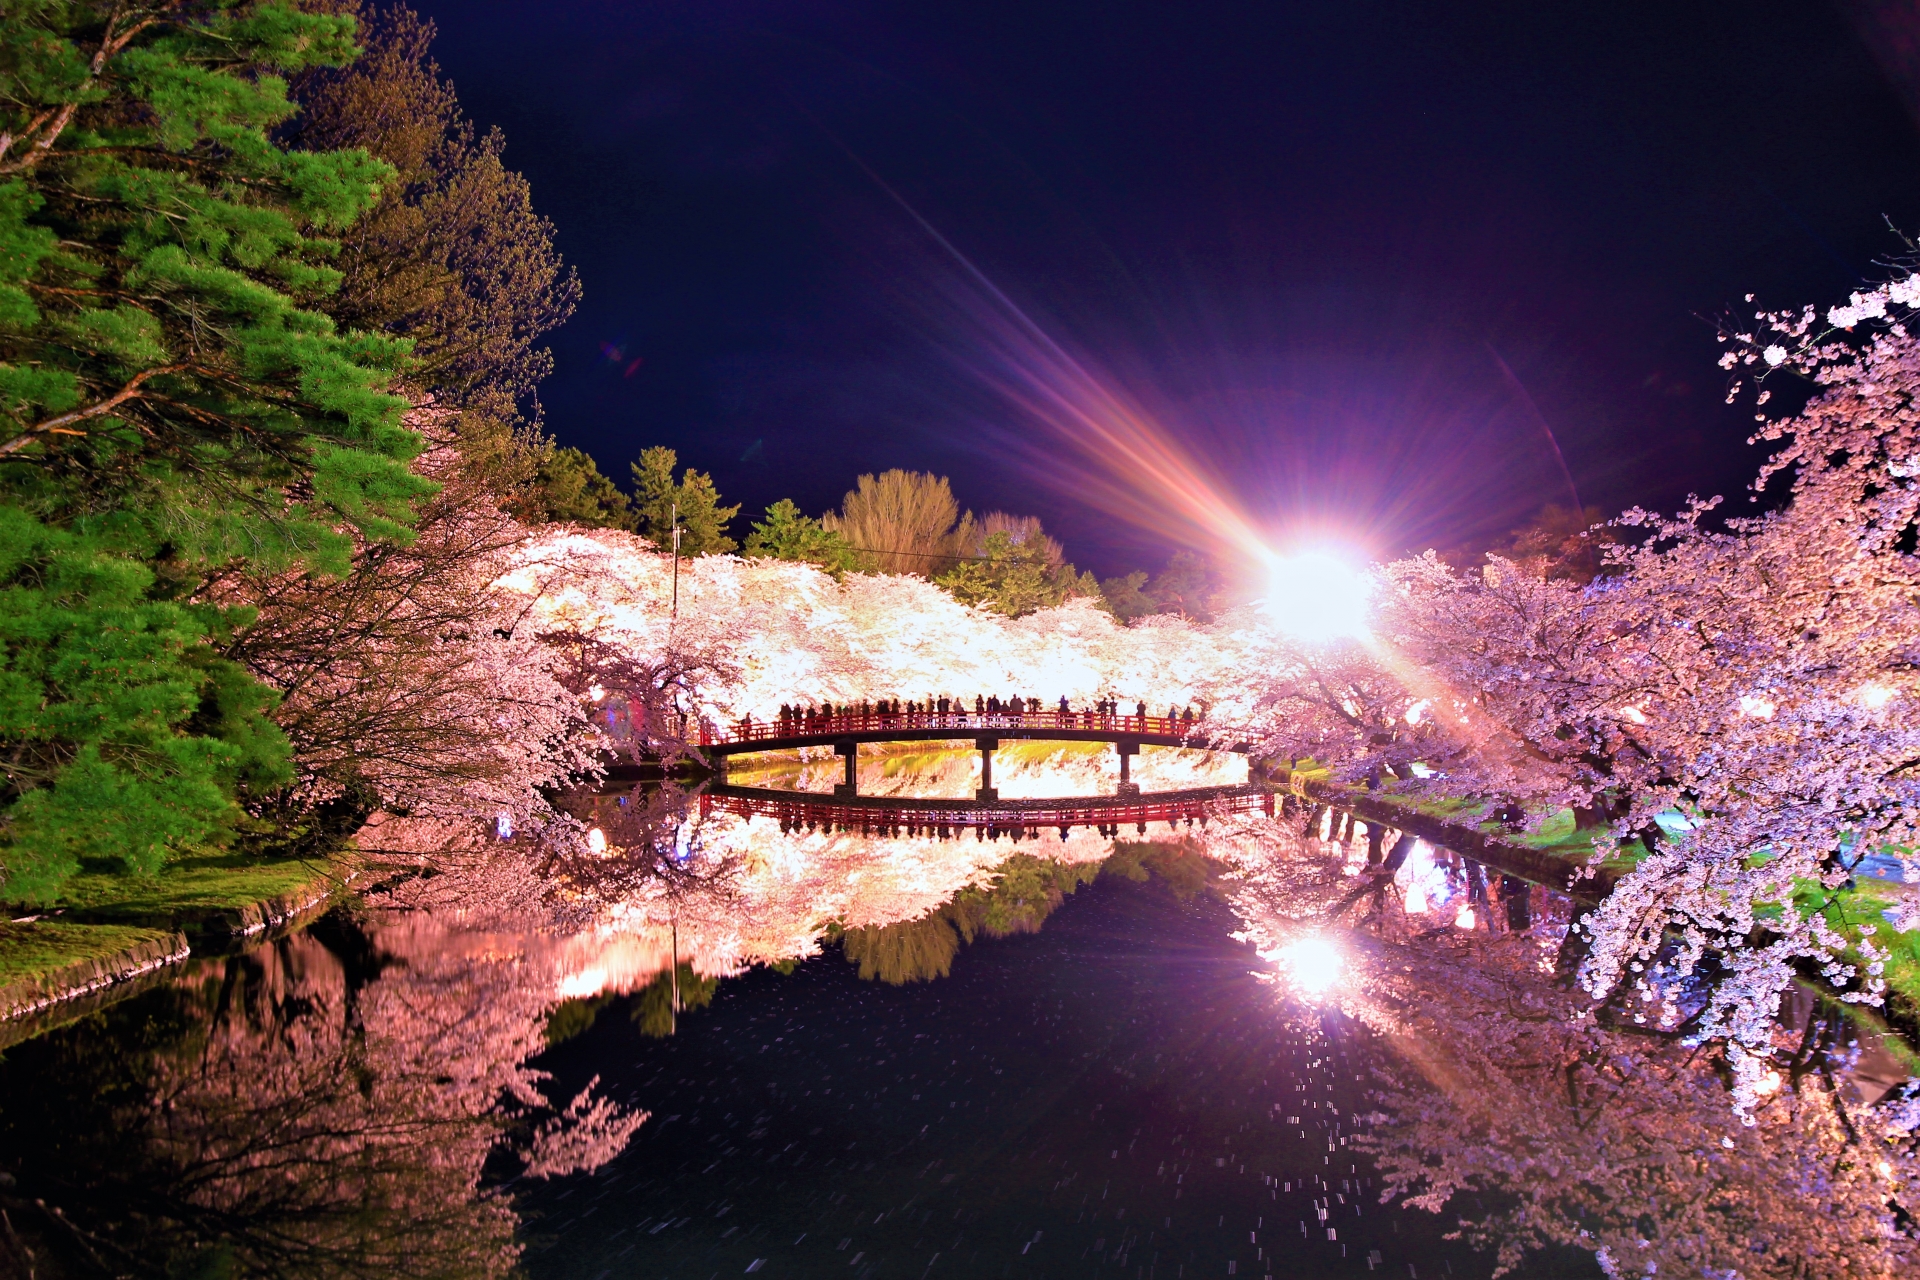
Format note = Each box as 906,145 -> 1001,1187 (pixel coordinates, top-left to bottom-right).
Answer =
517,875 -> 1592,1279
2,777 -> 1910,1279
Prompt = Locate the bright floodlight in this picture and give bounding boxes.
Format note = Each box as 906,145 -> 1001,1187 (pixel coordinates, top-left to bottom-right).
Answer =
1259,935 -> 1343,996
1262,550 -> 1371,643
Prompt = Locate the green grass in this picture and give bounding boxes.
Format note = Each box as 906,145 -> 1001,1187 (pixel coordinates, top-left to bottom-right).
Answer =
44,850 -> 341,918
0,921 -> 178,988
0,852 -> 347,1004
1326,779 -> 1649,875
1791,878 -> 1920,1054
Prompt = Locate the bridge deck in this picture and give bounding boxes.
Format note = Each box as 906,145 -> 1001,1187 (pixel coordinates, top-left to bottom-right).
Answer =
702,709 -> 1252,756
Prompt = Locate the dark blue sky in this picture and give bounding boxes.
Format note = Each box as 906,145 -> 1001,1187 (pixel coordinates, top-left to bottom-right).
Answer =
412,0 -> 1920,575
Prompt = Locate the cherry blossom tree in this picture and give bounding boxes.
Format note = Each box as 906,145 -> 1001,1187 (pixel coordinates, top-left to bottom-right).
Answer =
1203,810 -> 1919,1279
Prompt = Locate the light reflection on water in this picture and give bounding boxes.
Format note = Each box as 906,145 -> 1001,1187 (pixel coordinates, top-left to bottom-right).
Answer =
0,756 -> 1913,1279
725,740 -> 1249,800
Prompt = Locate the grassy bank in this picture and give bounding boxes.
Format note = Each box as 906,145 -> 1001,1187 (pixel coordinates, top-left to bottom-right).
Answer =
1301,771 -> 1920,1051
45,850 -> 343,924
0,921 -> 179,990
2,851 -> 351,1022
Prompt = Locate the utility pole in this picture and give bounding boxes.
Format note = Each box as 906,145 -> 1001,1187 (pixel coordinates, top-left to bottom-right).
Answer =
669,900 -> 680,1035
670,499 -> 681,620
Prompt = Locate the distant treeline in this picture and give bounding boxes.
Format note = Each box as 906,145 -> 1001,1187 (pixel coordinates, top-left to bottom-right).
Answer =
536,450 -> 1253,623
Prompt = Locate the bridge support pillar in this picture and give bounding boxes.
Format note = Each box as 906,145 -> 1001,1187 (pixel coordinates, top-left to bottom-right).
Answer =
1115,740 -> 1140,797
975,737 -> 999,802
833,740 -> 858,797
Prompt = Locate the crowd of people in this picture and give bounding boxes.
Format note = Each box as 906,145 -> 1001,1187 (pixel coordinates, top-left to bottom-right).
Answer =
750,697 -> 1208,736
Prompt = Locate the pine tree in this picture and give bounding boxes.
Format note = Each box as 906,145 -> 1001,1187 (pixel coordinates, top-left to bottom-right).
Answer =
935,530 -> 1100,617
0,2 -> 427,901
629,446 -> 738,557
1099,570 -> 1158,621
284,2 -> 577,405
528,445 -> 635,530
743,498 -> 861,573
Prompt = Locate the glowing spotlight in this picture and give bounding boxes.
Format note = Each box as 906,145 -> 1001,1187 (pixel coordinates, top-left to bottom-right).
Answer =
1858,682 -> 1898,711
1454,905 -> 1476,930
586,827 -> 609,856
557,966 -> 609,999
1259,935 -> 1344,996
1260,550 -> 1371,643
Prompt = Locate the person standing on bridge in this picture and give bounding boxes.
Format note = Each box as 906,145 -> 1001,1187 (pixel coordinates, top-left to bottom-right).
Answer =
1058,695 -> 1070,717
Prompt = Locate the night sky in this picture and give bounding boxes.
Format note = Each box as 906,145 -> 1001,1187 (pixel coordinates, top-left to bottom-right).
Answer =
411,0 -> 1920,577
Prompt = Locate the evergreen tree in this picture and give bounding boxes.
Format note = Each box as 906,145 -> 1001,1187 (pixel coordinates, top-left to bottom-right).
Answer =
1145,550 -> 1228,622
0,2 -> 425,901
630,446 -> 737,557
743,498 -> 861,572
1099,570 -> 1158,621
282,1 -> 579,510
528,445 -> 635,530
283,2 -> 577,407
935,530 -> 1100,617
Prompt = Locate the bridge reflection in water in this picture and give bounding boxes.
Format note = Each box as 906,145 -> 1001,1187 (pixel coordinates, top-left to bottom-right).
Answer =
700,782 -> 1277,839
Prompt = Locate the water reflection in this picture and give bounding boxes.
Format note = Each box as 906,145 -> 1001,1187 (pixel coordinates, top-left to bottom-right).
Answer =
1226,815 -> 1920,1279
0,913 -> 642,1277
0,758 -> 1914,1279
725,739 -> 1248,800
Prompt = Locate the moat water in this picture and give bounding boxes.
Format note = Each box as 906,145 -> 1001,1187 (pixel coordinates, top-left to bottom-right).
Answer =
0,748 -> 1911,1279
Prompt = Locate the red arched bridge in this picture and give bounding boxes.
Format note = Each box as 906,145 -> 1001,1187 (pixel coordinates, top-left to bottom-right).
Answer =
699,782 -> 1276,837
698,706 -> 1260,800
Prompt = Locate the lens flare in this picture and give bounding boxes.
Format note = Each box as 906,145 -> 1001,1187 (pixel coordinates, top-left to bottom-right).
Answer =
1259,935 -> 1344,996
1260,550 -> 1372,643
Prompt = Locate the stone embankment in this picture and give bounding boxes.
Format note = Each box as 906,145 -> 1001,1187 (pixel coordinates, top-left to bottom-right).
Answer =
0,865 -> 352,1043
0,930 -> 190,1020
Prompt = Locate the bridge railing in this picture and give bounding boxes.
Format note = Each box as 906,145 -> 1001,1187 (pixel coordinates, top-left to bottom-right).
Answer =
702,786 -> 1274,831
702,707 -> 1211,747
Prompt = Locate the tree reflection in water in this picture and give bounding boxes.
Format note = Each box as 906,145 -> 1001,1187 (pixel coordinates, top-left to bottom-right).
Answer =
1212,808 -> 1920,1279
0,778 -> 1914,1278
0,912 -> 642,1278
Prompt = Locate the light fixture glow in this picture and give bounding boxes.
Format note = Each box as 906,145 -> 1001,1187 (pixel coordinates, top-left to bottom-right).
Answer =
1260,550 -> 1372,643
1259,935 -> 1344,996
1858,682 -> 1898,710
